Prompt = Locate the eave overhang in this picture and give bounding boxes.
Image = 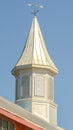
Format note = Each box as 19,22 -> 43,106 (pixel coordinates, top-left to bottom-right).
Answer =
11,64 -> 58,76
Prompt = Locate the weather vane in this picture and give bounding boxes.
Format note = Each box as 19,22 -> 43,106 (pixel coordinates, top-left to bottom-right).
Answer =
25,2 -> 44,16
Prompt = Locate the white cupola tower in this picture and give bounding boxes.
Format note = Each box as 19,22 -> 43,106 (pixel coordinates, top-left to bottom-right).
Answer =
12,16 -> 58,125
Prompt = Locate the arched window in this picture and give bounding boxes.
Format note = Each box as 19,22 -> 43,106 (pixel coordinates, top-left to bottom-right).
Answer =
21,75 -> 29,98
15,75 -> 30,99
16,77 -> 20,100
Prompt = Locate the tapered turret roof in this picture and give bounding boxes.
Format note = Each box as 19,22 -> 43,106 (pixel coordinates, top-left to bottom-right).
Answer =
12,16 -> 58,75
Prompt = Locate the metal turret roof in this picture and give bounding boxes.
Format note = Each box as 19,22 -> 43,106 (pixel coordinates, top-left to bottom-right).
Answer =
12,16 -> 58,75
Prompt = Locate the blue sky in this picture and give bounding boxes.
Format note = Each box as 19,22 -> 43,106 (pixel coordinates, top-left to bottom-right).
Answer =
0,0 -> 73,130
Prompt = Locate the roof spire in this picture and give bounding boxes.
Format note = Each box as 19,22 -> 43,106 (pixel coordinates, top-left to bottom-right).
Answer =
27,3 -> 44,16
12,14 -> 58,75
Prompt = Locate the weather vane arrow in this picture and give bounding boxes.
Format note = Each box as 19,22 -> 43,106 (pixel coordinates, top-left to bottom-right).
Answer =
24,2 -> 44,16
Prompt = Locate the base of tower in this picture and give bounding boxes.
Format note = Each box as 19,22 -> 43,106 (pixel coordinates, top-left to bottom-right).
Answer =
15,98 -> 58,125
